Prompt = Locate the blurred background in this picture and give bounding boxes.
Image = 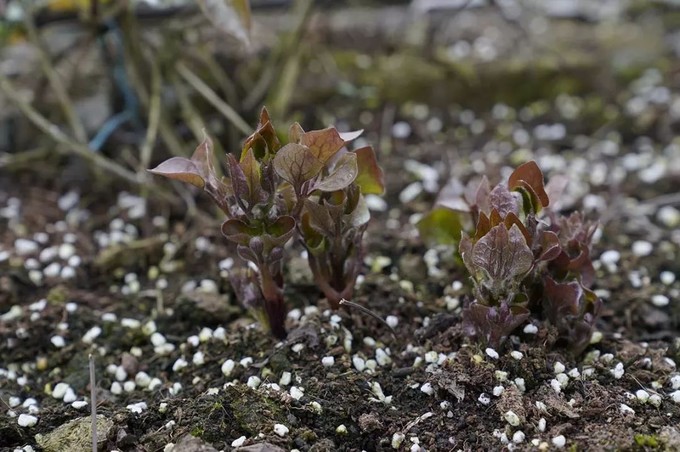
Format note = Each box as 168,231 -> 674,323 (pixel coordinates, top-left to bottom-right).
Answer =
1,0 -> 679,288
1,0 -> 677,198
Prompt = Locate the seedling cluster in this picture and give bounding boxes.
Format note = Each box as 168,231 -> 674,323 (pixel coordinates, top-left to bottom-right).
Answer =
419,161 -> 602,353
150,108 -> 384,338
151,108 -> 601,354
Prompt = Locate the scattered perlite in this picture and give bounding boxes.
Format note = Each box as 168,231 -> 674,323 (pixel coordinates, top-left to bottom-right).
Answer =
420,382 -> 434,396
485,348 -> 499,360
221,359 -> 235,377
552,435 -> 566,448
17,414 -> 38,427
504,410 -> 521,427
231,436 -> 247,447
321,356 -> 335,367
273,423 -> 289,437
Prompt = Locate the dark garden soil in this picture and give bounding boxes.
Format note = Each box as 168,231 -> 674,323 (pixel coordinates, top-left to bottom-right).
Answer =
1,2 -> 680,452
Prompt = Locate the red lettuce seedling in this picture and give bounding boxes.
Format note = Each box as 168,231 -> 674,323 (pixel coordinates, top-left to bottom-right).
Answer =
149,108 -> 384,338
418,161 -> 601,354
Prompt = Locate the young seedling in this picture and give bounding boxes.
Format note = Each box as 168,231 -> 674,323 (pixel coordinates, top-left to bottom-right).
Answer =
418,161 -> 601,354
149,108 -> 384,338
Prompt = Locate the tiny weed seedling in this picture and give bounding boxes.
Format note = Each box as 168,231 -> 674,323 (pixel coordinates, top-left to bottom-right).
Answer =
418,161 -> 601,354
149,108 -> 384,338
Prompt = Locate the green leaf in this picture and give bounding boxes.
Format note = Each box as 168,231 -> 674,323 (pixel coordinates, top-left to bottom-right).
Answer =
221,219 -> 261,245
272,143 -> 324,191
300,127 -> 346,164
148,157 -> 205,188
254,216 -> 296,250
354,146 -> 385,195
239,148 -> 262,205
417,207 -> 464,247
300,213 -> 326,253
508,161 -> 549,213
315,152 -> 358,192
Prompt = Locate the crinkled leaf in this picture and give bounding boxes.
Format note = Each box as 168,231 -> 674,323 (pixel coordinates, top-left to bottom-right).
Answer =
273,143 -> 324,190
315,152 -> 358,192
463,301 -> 530,348
417,207 -> 464,247
148,157 -> 205,188
226,153 -> 250,205
472,224 -> 533,283
354,146 -> 385,195
503,212 -> 532,247
300,127 -> 346,164
509,161 -> 549,206
221,218 -> 261,245
488,184 -> 519,217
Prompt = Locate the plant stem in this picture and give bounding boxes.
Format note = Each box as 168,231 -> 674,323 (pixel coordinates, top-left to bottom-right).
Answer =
258,262 -> 287,339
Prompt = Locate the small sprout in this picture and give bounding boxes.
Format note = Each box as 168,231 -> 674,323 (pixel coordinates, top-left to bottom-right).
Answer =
418,161 -> 601,354
149,110 -> 384,337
